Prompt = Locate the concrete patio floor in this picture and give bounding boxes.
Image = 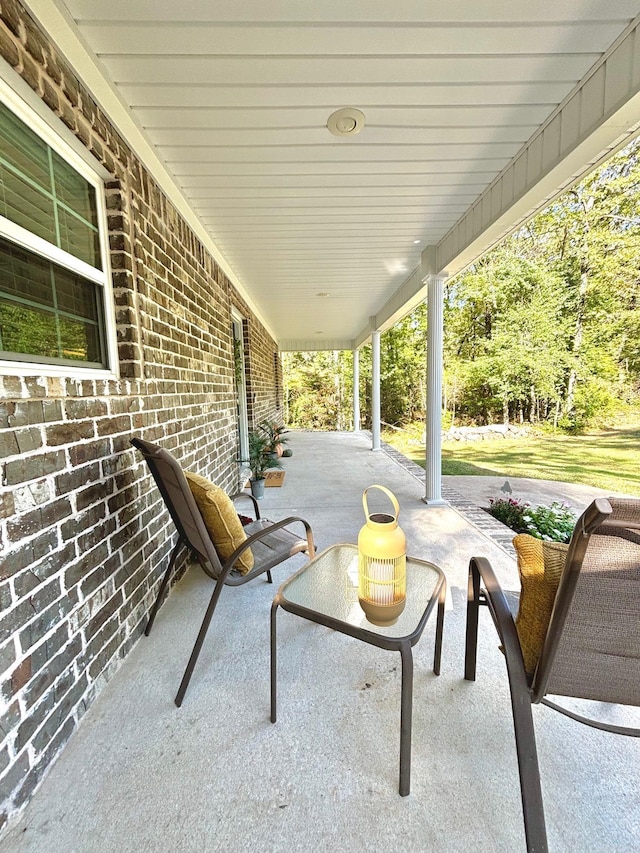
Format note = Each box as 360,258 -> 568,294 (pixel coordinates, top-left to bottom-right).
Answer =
1,431 -> 638,852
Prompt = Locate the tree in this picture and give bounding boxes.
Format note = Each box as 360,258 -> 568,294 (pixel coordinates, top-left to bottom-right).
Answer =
283,350 -> 354,429
380,304 -> 427,425
444,251 -> 571,425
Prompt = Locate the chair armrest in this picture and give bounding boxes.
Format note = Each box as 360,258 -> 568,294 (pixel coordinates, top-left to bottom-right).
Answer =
230,491 -> 261,520
220,516 -> 316,581
469,556 -> 530,692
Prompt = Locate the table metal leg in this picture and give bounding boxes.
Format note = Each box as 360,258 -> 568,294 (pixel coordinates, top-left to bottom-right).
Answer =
270,599 -> 279,723
399,640 -> 414,796
433,581 -> 446,675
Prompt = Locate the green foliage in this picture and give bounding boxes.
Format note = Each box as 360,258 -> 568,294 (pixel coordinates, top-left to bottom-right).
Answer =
283,350 -> 355,430
247,431 -> 281,481
488,497 -> 577,543
258,420 -> 288,453
444,250 -> 574,425
380,304 -> 428,424
232,337 -> 244,388
441,137 -> 640,431
521,502 -> 577,543
488,497 -> 528,531
557,378 -> 619,433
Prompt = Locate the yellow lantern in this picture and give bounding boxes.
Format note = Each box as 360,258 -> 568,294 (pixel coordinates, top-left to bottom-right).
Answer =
358,485 -> 406,626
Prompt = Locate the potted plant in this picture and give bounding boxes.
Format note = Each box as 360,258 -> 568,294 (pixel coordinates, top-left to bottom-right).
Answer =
248,430 -> 281,499
258,420 -> 290,460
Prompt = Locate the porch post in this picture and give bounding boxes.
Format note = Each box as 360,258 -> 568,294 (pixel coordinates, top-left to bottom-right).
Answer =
423,272 -> 447,505
353,348 -> 360,432
371,330 -> 381,450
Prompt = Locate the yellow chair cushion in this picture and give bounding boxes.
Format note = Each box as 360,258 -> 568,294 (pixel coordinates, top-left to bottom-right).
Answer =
513,534 -> 569,675
184,472 -> 253,575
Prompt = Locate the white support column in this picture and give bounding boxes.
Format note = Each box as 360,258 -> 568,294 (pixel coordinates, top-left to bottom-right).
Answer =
353,348 -> 360,432
371,330 -> 381,450
423,273 -> 447,505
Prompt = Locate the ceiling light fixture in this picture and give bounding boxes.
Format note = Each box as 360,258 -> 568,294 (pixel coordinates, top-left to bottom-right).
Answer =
327,107 -> 366,137
316,292 -> 330,297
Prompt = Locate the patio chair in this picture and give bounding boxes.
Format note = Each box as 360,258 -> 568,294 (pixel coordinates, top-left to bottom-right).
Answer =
131,436 -> 315,706
464,496 -> 640,853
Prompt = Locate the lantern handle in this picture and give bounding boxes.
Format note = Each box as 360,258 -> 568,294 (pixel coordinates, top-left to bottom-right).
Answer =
362,484 -> 400,521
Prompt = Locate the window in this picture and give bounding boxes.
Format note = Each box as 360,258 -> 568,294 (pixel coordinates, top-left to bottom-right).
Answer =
0,95 -> 112,371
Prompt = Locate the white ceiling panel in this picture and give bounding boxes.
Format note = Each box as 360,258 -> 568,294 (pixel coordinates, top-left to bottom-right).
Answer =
65,0 -> 640,24
185,187 -> 485,199
42,0 -> 640,349
80,23 -> 625,56
119,83 -> 578,109
158,144 -> 519,163
149,127 -> 537,147
135,105 -> 555,130
167,161 -> 511,176
101,55 -> 599,86
176,174 -> 496,188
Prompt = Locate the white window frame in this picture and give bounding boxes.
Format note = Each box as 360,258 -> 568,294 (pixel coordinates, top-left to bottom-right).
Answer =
0,73 -> 118,379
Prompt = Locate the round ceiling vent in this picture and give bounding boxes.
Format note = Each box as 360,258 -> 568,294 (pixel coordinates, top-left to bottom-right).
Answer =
327,107 -> 365,137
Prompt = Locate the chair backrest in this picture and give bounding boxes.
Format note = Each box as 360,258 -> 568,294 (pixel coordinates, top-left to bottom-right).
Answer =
131,437 -> 223,576
533,496 -> 640,705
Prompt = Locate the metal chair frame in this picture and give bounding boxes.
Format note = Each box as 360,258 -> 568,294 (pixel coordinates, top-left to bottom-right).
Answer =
464,497 -> 640,853
132,436 -> 315,706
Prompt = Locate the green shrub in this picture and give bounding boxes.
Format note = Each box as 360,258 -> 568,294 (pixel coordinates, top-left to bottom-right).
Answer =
488,497 -> 528,531
488,497 -> 576,543
521,501 -> 576,543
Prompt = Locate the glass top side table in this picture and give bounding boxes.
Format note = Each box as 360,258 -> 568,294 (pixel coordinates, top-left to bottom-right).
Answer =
270,543 -> 446,796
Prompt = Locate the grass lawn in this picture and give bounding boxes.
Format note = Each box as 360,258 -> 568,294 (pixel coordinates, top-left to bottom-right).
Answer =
381,427 -> 640,496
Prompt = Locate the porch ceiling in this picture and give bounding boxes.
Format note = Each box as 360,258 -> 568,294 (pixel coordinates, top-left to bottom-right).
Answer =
27,1 -> 640,350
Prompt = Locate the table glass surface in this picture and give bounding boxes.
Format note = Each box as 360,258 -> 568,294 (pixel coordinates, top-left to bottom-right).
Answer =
279,544 -> 441,639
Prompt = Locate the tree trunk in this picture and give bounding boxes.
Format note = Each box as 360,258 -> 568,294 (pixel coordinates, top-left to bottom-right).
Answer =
530,384 -> 537,423
334,351 -> 344,430
565,265 -> 588,415
565,192 -> 593,417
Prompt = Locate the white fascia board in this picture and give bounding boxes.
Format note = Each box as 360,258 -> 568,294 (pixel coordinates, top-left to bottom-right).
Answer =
365,15 -> 640,341
354,265 -> 424,348
436,16 -> 640,279
23,0 -> 277,342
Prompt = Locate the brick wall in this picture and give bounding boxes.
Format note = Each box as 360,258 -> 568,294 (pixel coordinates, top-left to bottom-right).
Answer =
0,0 -> 282,831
